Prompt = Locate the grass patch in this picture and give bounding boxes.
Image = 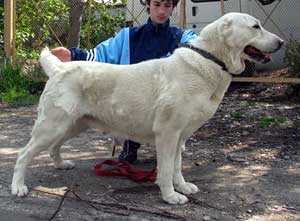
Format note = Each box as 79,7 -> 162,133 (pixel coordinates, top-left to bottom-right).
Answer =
259,116 -> 288,128
2,88 -> 40,107
231,112 -> 243,119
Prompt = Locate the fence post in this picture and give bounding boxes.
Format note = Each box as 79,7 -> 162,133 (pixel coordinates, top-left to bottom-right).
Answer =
179,0 -> 186,28
220,0 -> 225,15
4,0 -> 16,65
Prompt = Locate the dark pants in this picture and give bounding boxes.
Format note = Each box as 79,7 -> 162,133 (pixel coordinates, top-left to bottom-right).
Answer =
123,140 -> 141,149
118,140 -> 140,162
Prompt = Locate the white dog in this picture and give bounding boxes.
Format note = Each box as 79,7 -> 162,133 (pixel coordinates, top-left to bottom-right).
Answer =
11,13 -> 283,204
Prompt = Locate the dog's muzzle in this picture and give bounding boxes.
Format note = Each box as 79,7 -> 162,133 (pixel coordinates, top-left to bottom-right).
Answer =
244,39 -> 284,63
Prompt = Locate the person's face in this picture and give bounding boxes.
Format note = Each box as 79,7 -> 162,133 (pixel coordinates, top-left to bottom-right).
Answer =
148,0 -> 174,24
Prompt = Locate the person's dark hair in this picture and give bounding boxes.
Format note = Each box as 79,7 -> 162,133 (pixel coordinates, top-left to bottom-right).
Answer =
144,0 -> 180,13
145,0 -> 180,7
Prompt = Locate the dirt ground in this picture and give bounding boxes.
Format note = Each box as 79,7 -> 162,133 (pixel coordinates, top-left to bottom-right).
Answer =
0,83 -> 299,221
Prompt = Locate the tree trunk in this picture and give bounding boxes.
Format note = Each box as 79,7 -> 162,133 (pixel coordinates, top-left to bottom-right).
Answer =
67,0 -> 86,48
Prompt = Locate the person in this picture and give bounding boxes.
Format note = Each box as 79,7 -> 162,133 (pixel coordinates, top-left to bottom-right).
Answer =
51,0 -> 197,163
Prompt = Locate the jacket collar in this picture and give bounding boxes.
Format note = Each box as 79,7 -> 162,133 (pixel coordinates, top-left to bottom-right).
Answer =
145,18 -> 170,32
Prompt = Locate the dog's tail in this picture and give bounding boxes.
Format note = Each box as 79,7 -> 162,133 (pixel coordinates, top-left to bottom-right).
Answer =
39,47 -> 63,78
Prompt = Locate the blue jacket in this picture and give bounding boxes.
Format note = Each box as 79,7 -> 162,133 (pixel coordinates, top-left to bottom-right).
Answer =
70,18 -> 197,64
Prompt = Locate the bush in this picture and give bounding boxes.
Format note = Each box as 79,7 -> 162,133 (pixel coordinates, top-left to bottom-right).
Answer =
16,0 -> 69,60
80,0 -> 126,48
0,61 -> 28,93
284,39 -> 300,74
284,39 -> 300,98
0,60 -> 42,106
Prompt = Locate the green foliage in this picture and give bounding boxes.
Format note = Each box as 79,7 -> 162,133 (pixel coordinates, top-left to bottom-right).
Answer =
2,0 -> 126,106
17,48 -> 41,61
0,62 -> 28,93
16,0 -> 69,60
13,0 -> 126,59
1,88 -> 28,105
81,0 -> 126,48
0,61 -> 40,106
259,116 -> 287,129
284,39 -> 300,98
284,39 -> 300,75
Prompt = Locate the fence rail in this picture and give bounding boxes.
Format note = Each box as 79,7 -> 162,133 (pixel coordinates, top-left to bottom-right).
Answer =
232,77 -> 300,84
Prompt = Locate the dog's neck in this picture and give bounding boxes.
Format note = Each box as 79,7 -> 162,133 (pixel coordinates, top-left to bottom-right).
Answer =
190,35 -> 245,75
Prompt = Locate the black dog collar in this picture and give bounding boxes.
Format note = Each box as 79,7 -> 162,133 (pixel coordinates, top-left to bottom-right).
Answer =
179,43 -> 229,72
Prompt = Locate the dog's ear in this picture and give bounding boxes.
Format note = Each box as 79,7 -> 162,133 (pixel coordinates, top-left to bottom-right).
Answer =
218,17 -> 233,40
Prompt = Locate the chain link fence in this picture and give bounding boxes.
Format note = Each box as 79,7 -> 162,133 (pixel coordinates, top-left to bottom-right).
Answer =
221,0 -> 300,42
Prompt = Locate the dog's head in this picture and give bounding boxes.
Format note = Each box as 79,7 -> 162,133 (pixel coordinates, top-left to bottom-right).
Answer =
199,12 -> 284,74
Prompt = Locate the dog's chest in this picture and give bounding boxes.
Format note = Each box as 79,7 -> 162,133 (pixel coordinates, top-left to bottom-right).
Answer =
182,88 -> 225,136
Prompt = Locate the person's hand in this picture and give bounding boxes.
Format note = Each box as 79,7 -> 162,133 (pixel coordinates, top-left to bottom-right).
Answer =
50,47 -> 71,62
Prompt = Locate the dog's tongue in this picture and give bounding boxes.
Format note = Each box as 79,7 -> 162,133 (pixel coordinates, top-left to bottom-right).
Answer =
245,46 -> 272,63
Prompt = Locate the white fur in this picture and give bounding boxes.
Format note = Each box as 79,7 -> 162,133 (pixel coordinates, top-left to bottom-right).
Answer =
11,13 -> 282,204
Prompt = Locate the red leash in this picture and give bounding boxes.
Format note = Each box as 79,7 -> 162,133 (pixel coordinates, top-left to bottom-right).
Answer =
94,160 -> 156,183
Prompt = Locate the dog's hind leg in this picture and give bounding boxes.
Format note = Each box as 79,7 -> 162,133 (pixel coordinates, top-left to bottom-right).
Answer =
50,121 -> 88,170
155,130 -> 189,204
173,139 -> 199,195
49,142 -> 75,170
11,109 -> 75,197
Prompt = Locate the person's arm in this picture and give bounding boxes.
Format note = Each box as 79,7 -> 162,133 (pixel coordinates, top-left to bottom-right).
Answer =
69,27 -> 130,64
50,47 -> 86,62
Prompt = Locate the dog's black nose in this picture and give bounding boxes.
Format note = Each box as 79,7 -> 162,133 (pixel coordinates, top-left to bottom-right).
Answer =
278,39 -> 284,49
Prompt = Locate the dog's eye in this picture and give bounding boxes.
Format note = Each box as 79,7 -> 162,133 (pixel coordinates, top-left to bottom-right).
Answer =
253,24 -> 261,29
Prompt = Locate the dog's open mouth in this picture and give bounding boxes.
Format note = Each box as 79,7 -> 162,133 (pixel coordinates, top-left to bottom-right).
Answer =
244,45 -> 271,63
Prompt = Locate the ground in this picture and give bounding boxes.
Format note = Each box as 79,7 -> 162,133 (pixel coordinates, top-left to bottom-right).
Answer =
0,83 -> 299,221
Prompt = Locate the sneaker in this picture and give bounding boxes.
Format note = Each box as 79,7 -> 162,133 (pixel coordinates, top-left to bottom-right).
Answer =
118,140 -> 140,163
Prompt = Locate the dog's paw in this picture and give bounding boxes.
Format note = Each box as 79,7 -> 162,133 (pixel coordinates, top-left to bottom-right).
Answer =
175,182 -> 199,195
162,191 -> 189,204
54,160 -> 75,170
11,183 -> 28,197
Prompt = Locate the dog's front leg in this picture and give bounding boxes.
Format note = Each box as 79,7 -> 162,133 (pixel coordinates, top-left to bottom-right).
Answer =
155,131 -> 189,204
173,140 -> 199,195
11,137 -> 45,196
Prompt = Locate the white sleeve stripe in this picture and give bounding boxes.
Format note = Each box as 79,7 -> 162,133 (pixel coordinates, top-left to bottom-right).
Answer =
87,49 -> 95,61
93,48 -> 97,61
